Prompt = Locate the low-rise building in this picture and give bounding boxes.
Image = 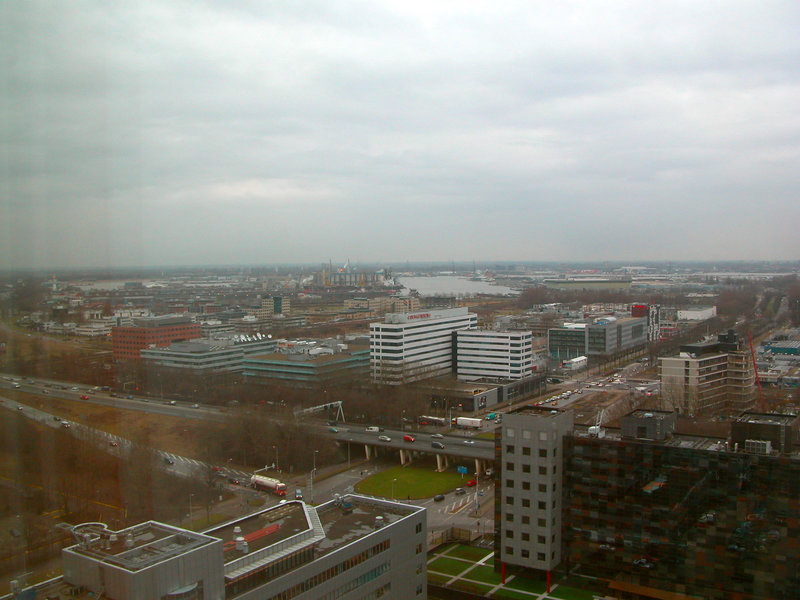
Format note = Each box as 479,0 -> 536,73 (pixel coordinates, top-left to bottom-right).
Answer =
32,496 -> 426,600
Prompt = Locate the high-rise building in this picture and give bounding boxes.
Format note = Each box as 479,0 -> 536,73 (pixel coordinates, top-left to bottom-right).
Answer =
456,329 -> 533,381
370,308 -> 477,385
494,407 -> 800,600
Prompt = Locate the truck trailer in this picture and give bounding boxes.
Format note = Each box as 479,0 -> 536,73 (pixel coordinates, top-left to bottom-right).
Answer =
250,474 -> 287,496
453,417 -> 482,429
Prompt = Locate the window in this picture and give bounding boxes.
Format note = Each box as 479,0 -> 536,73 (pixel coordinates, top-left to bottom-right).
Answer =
539,449 -> 547,458
538,501 -> 546,510
505,546 -> 514,556
506,479 -> 514,488
522,499 -> 530,507
538,535 -> 546,544
415,543 -> 422,554
537,552 -> 546,561
506,496 -> 514,505
506,513 -> 514,522
522,464 -> 530,473
521,549 -> 529,558
521,532 -> 529,541
539,466 -> 547,475
507,428 -> 515,437
521,516 -> 530,524
522,447 -> 531,456
506,445 -> 515,454
506,529 -> 514,538
416,584 -> 423,595
522,430 -> 531,439
415,523 -> 422,534
506,462 -> 514,471
538,483 -> 547,492
538,518 -> 546,527
522,481 -> 530,490
539,432 -> 548,441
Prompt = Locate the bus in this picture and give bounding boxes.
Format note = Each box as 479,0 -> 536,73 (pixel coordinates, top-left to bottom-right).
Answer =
417,415 -> 448,427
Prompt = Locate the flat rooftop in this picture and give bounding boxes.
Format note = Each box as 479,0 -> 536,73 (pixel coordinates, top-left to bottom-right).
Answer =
627,409 -> 674,421
66,521 -> 217,572
733,412 -> 797,426
316,496 -> 417,556
205,501 -> 310,562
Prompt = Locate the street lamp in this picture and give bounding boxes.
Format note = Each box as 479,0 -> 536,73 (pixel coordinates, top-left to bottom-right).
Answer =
313,449 -> 319,472
188,493 -> 195,528
273,444 -> 279,471
391,478 -> 397,500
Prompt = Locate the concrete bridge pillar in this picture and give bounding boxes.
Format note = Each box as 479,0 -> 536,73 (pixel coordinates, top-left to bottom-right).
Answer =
400,449 -> 407,465
364,444 -> 372,460
475,458 -> 484,477
436,454 -> 448,472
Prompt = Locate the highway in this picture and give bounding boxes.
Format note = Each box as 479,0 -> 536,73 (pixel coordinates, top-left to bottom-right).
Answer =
322,425 -> 496,461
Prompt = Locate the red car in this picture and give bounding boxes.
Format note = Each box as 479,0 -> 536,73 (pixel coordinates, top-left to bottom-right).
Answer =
466,479 -> 477,487
80,394 -> 89,400
403,434 -> 416,443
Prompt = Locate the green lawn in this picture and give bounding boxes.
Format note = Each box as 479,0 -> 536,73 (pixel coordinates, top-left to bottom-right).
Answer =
428,572 -> 451,585
475,430 -> 496,439
549,584 -> 596,600
446,544 -> 493,561
429,542 -> 458,556
464,564 -> 504,585
505,576 -> 547,594
491,589 -> 540,600
428,556 -> 474,577
355,465 -> 466,499
451,580 -> 497,595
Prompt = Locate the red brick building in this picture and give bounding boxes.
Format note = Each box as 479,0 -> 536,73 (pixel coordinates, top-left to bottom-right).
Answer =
112,315 -> 201,360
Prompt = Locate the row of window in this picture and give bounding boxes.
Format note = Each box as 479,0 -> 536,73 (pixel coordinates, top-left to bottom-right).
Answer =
506,446 -> 556,457
505,547 -> 554,561
262,541 -> 391,600
504,529 -> 556,544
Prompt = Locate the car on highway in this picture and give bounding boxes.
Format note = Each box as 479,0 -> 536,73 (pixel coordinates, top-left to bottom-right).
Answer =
431,433 -> 444,439
455,487 -> 466,495
17,405 -> 23,410
378,435 -> 391,442
109,392 -> 118,397
164,457 -> 175,465
463,440 -> 476,445
70,387 -> 78,391
61,422 -> 71,428
228,477 -> 240,485
191,403 -> 199,408
403,434 -> 416,443
328,427 -> 339,433
169,400 -> 177,405
434,494 -> 445,502
80,394 -> 89,400
466,479 -> 477,487
109,441 -> 118,447
126,394 -> 134,399
431,441 -> 445,449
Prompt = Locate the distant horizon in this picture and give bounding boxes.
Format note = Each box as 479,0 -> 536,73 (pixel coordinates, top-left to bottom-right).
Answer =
2,258 -> 799,277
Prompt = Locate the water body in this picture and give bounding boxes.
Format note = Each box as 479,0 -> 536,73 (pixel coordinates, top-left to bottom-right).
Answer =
397,276 -> 517,298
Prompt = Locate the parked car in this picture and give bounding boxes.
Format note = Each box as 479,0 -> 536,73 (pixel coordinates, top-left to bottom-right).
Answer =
434,494 -> 445,502
455,488 -> 466,495
378,435 -> 391,442
466,479 -> 477,487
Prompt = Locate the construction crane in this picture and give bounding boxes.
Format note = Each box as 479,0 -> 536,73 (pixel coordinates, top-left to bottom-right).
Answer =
747,330 -> 765,412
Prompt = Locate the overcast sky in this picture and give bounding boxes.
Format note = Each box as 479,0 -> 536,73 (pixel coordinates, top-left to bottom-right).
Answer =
2,1 -> 799,269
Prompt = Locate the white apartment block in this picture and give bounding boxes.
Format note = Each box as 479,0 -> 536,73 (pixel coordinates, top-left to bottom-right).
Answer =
370,307 -> 477,385
456,329 -> 533,381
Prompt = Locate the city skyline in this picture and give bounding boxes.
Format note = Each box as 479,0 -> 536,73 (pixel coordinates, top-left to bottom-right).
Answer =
2,1 -> 799,269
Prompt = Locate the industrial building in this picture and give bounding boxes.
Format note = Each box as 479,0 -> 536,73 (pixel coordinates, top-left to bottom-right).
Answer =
455,329 -> 534,382
30,496 -> 426,600
243,340 -> 370,388
112,315 -> 201,361
494,407 -> 800,600
659,330 -> 755,416
370,308 -> 477,385
141,335 -> 278,374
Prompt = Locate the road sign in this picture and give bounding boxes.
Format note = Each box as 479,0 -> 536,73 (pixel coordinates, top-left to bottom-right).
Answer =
457,466 -> 467,474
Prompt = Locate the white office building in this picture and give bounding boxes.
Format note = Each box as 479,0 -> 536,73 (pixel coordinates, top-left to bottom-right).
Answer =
456,329 -> 533,381
370,308 -> 477,385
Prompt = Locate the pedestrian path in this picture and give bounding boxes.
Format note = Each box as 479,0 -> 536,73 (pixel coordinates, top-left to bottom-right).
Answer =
427,543 -> 599,600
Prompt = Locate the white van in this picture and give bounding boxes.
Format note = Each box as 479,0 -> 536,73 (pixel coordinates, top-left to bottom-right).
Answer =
365,426 -> 380,433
